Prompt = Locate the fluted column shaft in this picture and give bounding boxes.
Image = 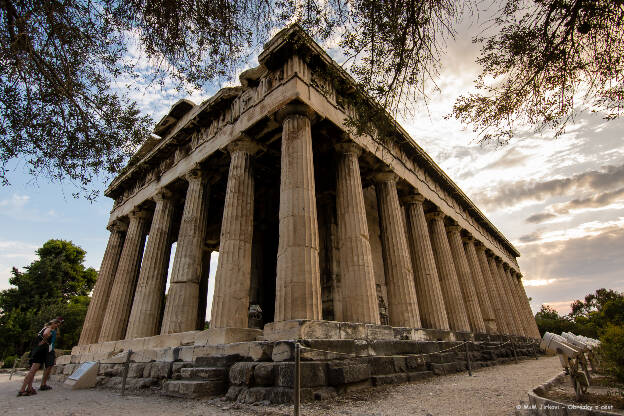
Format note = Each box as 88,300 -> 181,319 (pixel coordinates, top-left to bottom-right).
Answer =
99,210 -> 150,342
426,213 -> 470,332
513,273 -> 541,338
335,143 -> 380,324
125,191 -> 175,339
211,139 -> 257,328
160,170 -> 210,334
446,226 -> 486,334
495,261 -> 521,335
487,255 -> 518,335
374,173 -> 421,328
79,222 -> 127,345
463,237 -> 498,334
274,111 -> 322,321
502,265 -> 529,337
475,243 -> 510,334
404,195 -> 449,330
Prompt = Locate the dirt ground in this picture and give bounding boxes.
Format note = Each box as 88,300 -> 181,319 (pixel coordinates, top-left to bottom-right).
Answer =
3,355 -> 560,416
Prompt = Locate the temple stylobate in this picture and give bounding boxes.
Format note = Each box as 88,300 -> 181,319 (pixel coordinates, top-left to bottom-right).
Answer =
78,25 -> 540,350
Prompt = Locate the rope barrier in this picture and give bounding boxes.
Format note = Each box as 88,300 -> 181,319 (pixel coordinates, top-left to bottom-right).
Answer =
296,339 -> 521,359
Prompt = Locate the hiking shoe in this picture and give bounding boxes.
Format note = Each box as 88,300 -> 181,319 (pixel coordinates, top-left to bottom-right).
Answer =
39,385 -> 52,391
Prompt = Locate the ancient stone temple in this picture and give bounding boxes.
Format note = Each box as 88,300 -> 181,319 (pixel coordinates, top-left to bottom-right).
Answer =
56,25 -> 541,401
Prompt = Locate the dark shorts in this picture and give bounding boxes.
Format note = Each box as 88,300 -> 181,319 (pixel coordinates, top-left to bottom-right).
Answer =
45,351 -> 55,367
28,344 -> 47,366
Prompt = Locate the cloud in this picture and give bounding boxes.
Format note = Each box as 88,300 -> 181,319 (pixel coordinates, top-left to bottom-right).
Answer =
0,240 -> 38,290
520,224 -> 624,315
0,194 -> 30,213
482,147 -> 528,171
480,163 -> 624,209
525,213 -> 557,224
524,187 -> 624,223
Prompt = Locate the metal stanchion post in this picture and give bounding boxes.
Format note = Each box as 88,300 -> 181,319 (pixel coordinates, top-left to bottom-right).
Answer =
465,342 -> 473,376
121,349 -> 132,397
512,341 -> 518,363
294,343 -> 300,416
9,358 -> 18,380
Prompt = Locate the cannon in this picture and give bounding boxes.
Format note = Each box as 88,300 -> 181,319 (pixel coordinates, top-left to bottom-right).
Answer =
560,332 -> 593,382
562,332 -> 601,370
541,332 -> 589,399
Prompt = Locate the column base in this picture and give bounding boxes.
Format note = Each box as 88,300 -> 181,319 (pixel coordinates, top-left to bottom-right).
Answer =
264,320 -> 479,342
195,328 -> 263,346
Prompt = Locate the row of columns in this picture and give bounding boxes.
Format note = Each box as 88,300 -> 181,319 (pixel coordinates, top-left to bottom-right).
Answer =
79,105 -> 539,345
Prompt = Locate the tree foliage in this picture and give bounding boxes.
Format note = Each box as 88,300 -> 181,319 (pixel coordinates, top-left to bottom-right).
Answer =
535,288 -> 624,338
0,239 -> 96,361
452,0 -> 624,145
1,0 -> 622,194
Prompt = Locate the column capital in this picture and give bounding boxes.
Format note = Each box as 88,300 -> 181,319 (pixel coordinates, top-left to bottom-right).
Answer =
445,224 -> 462,234
275,102 -> 315,122
107,220 -> 128,233
425,211 -> 445,221
226,136 -> 261,155
401,193 -> 425,205
372,171 -> 398,184
185,167 -> 207,183
461,234 -> 474,243
153,188 -> 173,202
129,207 -> 151,220
502,262 -> 510,271
334,141 -> 362,156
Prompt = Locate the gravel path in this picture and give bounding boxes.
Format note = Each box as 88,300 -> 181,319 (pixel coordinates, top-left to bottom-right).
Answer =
3,355 -> 560,416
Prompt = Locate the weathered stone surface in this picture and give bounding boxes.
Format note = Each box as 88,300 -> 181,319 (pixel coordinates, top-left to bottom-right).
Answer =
163,379 -> 227,398
367,356 -> 395,375
238,387 -> 271,403
149,361 -> 172,379
126,191 -> 175,339
335,142 -> 380,324
374,173 -> 421,328
403,194 -> 450,331
407,371 -> 434,382
372,373 -> 408,386
194,328 -> 263,346
274,362 -> 327,387
99,210 -> 149,342
264,320 -> 340,341
79,222 -> 126,345
275,112 -> 322,321
160,170 -> 210,334
194,354 -> 247,368
225,385 -> 244,401
327,360 -> 370,385
229,362 -> 258,385
211,139 -> 258,328
180,367 -> 227,380
254,363 -> 276,386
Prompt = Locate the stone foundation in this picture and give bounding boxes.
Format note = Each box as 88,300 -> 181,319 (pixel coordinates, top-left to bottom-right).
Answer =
51,321 -> 539,403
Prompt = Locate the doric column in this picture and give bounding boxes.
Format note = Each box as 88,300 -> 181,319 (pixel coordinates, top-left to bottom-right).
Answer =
98,209 -> 150,342
426,212 -> 470,332
274,107 -> 322,321
403,194 -> 449,330
475,243 -> 509,334
502,263 -> 529,337
211,138 -> 258,328
79,221 -> 127,345
160,169 -> 210,334
487,254 -> 518,335
446,225 -> 486,334
513,271 -> 541,338
495,259 -> 522,336
335,142 -> 380,324
374,172 -> 421,328
462,236 -> 498,334
125,190 -> 176,339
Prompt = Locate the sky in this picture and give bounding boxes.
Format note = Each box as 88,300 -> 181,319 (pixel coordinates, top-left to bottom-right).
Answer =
1,15 -> 623,318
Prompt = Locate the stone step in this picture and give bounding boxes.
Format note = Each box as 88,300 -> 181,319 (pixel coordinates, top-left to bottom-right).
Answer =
194,354 -> 246,368
180,367 -> 227,380
163,379 -> 227,398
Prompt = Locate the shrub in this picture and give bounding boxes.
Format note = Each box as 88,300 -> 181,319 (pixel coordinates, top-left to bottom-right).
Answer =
600,324 -> 624,382
1,355 -> 17,368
